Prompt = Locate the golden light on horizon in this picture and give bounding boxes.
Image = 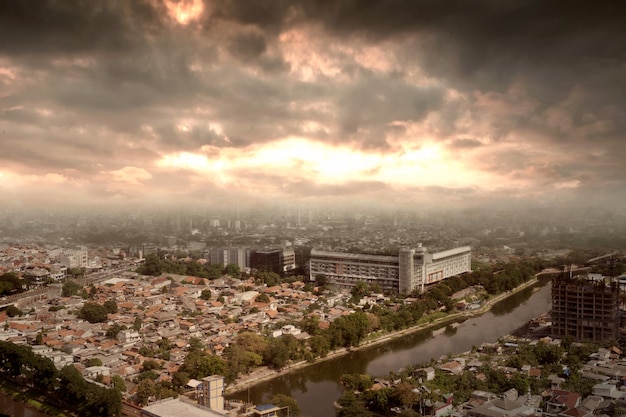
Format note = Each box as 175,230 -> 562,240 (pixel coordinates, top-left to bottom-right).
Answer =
154,137 -> 492,191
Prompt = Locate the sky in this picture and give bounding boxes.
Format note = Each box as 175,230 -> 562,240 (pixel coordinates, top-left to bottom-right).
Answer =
1,0 -> 625,211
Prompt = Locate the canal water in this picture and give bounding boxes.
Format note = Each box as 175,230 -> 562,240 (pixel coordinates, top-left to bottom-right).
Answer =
231,279 -> 552,417
0,392 -> 53,417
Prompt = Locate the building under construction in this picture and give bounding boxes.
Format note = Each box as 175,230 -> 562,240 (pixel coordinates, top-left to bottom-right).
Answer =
551,274 -> 621,343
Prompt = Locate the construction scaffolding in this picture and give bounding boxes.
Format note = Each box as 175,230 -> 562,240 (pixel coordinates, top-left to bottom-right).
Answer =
551,274 -> 621,343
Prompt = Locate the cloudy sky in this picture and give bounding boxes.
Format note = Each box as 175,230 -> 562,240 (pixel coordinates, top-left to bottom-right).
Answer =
1,0 -> 625,210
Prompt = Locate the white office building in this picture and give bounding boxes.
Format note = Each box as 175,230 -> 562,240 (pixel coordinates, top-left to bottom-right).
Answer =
309,245 -> 471,294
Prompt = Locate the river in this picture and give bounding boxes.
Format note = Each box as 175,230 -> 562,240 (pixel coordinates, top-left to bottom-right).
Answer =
230,278 -> 552,417
0,392 -> 53,417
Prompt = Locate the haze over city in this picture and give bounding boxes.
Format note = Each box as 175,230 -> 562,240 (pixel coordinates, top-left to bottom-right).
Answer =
1,1 -> 625,211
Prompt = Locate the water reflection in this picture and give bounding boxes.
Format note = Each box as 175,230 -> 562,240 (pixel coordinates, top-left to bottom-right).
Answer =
231,280 -> 552,417
0,392 -> 53,417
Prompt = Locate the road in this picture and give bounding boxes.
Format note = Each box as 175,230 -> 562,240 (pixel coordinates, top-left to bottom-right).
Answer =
0,266 -> 132,308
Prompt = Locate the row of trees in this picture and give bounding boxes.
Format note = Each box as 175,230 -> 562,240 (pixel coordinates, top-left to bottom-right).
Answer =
0,341 -> 122,416
137,253 -> 241,279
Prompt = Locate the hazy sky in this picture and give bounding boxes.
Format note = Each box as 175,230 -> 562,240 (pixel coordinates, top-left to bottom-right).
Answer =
1,1 -> 625,210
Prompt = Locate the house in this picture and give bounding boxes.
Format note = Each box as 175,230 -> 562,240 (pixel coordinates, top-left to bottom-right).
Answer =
592,383 -> 626,400
440,360 -> 464,376
414,367 -> 436,381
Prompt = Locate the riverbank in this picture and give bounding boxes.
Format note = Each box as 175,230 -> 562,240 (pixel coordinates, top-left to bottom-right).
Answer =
226,276 -> 542,394
0,379 -> 72,417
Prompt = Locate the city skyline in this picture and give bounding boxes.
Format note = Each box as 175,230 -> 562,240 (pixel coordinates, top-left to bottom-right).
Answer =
1,1 -> 625,211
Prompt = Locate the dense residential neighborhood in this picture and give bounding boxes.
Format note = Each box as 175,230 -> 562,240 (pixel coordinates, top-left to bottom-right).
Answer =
0,216 -> 625,417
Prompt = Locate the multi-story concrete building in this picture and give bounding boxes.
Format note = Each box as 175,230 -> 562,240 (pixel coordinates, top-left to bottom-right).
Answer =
308,245 -> 471,293
200,375 -> 224,411
59,246 -> 89,269
207,247 -> 249,271
551,275 -> 621,343
250,248 -> 296,275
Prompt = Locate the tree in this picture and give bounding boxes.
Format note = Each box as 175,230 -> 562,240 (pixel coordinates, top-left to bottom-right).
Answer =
141,359 -> 162,372
78,302 -> 109,323
62,280 -> 83,297
341,374 -> 373,391
59,364 -> 89,402
264,339 -> 291,370
6,305 -> 22,317
172,371 -> 190,391
135,379 -> 157,406
69,267 -> 86,279
224,263 -> 241,278
206,263 -> 224,280
103,300 -> 118,314
337,392 -> 370,417
89,386 -> 122,417
271,394 -> 302,417
180,350 -> 227,380
308,335 -> 330,359
85,358 -> 103,367
106,323 -> 126,339
392,382 -> 418,409
138,254 -> 162,276
328,311 -> 369,348
32,355 -> 58,390
300,315 -> 320,336
133,316 -> 142,331
0,272 -> 22,295
189,337 -> 204,351
112,375 -> 127,393
255,292 -> 270,303
258,271 -> 280,286
200,289 -> 212,300
350,281 -> 370,301
368,282 -> 383,294
226,345 -> 264,377
363,387 -> 392,414
315,274 -> 328,287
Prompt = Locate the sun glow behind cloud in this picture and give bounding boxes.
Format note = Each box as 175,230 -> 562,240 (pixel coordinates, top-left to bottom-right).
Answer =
155,137 -> 494,192
163,0 -> 205,25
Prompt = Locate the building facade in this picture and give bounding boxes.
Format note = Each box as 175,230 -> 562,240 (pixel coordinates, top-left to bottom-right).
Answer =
551,275 -> 621,343
309,245 -> 471,293
250,248 -> 296,275
207,247 -> 249,271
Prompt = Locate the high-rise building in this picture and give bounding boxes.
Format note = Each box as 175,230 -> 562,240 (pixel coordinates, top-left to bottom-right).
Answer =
207,247 -> 249,271
309,246 -> 471,293
551,275 -> 621,343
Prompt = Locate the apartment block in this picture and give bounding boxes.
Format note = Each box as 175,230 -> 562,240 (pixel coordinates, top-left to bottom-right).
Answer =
309,245 -> 471,294
551,275 -> 621,343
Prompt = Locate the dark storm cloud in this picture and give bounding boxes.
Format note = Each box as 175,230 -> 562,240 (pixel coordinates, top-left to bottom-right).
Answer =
1,0 -> 624,207
337,73 -> 444,148
228,32 -> 268,61
212,0 -> 626,136
0,0 -> 163,55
